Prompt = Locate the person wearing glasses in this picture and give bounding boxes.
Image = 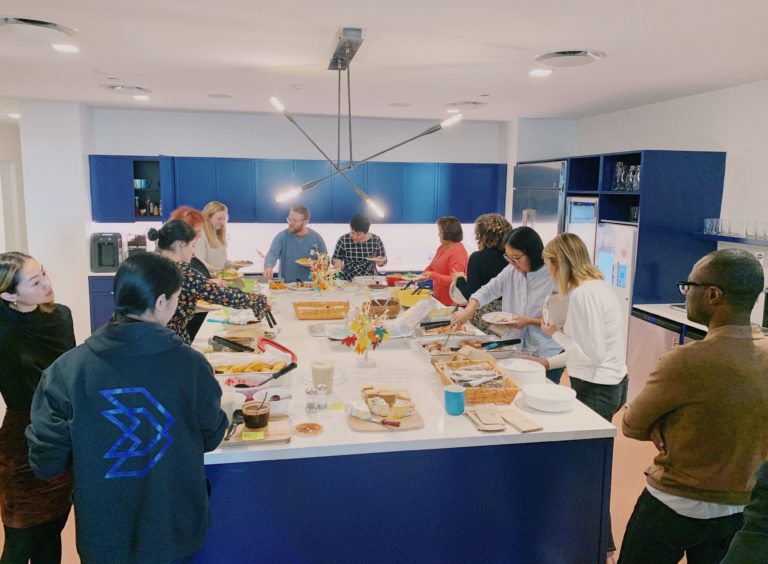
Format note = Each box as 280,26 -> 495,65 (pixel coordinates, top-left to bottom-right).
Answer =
619,249 -> 768,564
450,226 -> 563,382
263,205 -> 327,282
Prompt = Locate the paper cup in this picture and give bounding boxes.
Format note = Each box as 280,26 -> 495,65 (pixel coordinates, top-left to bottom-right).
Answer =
444,385 -> 466,416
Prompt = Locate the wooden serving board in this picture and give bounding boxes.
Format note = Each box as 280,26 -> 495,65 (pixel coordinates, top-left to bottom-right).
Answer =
218,415 -> 291,448
347,410 -> 425,432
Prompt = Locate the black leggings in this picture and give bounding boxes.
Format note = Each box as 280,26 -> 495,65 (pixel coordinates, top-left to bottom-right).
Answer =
1,510 -> 69,564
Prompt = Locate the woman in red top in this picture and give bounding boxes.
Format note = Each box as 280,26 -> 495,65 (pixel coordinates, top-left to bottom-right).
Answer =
421,216 -> 469,305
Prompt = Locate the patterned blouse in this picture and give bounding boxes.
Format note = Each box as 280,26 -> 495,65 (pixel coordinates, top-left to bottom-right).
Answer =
167,262 -> 268,344
332,233 -> 387,280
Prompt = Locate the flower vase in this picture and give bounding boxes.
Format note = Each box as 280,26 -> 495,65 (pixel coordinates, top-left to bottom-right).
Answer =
356,348 -> 376,368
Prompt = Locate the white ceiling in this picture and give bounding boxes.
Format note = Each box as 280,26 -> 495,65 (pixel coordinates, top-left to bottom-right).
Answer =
1,0 -> 768,126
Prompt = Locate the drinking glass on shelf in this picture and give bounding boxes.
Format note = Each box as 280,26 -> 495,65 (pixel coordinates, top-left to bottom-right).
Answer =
613,162 -> 626,191
703,218 -> 717,235
633,165 -> 641,190
718,217 -> 730,235
746,220 -> 759,239
731,220 -> 746,238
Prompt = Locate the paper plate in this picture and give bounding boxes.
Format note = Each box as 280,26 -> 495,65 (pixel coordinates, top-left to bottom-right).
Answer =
481,312 -> 519,325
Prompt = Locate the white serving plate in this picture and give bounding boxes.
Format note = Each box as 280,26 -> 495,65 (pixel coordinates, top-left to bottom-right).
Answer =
481,312 -> 519,325
497,358 -> 546,388
522,383 -> 577,413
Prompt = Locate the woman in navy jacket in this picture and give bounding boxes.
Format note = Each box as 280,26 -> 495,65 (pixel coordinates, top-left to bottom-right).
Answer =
26,253 -> 228,563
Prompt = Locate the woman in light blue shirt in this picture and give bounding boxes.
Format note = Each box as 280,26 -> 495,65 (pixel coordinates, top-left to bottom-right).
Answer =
451,226 -> 564,382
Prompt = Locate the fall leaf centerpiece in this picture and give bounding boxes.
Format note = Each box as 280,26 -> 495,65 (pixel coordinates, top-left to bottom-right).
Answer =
309,251 -> 338,291
341,299 -> 390,367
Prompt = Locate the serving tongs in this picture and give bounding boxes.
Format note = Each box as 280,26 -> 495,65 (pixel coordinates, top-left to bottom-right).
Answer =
212,335 -> 255,352
481,338 -> 522,351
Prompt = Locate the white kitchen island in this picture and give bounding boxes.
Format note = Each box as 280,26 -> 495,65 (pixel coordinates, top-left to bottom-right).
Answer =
197,288 -> 616,564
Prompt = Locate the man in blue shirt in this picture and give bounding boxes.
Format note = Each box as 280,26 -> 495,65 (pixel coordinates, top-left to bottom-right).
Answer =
263,205 -> 327,282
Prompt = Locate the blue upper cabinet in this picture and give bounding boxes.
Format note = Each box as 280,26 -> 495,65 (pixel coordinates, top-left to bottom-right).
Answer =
257,160 -> 294,223
437,164 -> 475,222
292,160 -> 332,222
159,156 -> 176,221
331,162 -> 368,223
367,163 -> 404,223
403,163 -> 438,223
89,156 -> 136,222
174,157 -> 216,211
470,163 -> 507,218
216,159 -> 256,222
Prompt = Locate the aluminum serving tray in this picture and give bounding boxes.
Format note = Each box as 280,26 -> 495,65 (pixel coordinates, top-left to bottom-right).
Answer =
415,322 -> 485,338
414,333 -> 522,361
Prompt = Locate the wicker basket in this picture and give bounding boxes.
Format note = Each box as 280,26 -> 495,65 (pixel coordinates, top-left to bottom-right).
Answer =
292,301 -> 350,320
433,359 -> 519,404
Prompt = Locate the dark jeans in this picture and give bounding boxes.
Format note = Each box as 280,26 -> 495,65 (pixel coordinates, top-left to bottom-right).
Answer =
569,374 -> 628,552
545,367 -> 565,384
619,489 -> 744,564
1,509 -> 69,564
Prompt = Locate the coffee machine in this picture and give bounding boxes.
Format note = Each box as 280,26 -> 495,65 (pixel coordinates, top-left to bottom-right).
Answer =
90,233 -> 123,273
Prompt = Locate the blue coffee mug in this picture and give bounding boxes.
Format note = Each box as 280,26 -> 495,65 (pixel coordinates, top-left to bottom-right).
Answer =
444,385 -> 465,416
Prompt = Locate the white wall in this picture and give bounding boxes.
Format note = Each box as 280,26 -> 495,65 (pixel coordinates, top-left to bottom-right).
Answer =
516,118 -> 579,162
91,108 -> 508,163
0,123 -> 26,252
18,100 -> 93,342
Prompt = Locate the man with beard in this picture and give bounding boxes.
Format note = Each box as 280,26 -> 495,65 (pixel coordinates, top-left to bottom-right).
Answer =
620,249 -> 768,564
263,205 -> 327,282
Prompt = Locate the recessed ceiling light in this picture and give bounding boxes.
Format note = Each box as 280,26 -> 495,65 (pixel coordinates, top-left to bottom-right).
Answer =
535,50 -> 606,68
100,84 -> 151,95
529,68 -> 553,78
388,102 -> 410,107
50,43 -> 79,53
446,109 -> 460,114
444,101 -> 487,111
207,93 -> 232,99
132,95 -> 150,102
8,113 -> 21,120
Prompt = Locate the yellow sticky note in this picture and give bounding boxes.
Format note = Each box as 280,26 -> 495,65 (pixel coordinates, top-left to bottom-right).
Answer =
241,431 -> 265,441
330,402 -> 346,411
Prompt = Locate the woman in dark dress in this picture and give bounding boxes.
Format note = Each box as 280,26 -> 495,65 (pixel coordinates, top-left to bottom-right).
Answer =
148,220 -> 269,344
0,252 -> 74,563
452,213 -> 512,332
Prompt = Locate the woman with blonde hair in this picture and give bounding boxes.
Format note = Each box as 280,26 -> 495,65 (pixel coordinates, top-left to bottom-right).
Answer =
0,252 -> 74,563
535,232 -> 628,560
197,201 -> 233,272
451,213 -> 511,331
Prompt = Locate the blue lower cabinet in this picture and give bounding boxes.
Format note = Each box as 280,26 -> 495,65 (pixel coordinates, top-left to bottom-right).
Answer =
216,159 -> 256,222
403,163 -> 438,223
88,276 -> 114,333
292,160 -> 332,222
367,162 -> 404,223
330,162 -> 368,222
174,158 -> 217,211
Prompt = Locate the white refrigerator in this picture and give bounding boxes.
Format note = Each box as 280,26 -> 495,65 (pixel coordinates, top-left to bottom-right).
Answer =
595,222 -> 638,332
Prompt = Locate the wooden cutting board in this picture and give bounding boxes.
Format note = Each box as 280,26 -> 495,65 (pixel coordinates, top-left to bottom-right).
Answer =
347,410 -> 424,432
218,415 -> 291,447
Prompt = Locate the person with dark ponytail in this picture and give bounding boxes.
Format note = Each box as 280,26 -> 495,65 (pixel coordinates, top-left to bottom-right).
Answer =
146,219 -> 269,344
0,251 -> 74,564
26,253 -> 228,563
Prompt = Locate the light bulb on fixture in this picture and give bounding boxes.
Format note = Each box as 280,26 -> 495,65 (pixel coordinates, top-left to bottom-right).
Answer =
270,97 -> 286,113
275,187 -> 302,203
366,198 -> 385,218
529,68 -> 553,78
440,114 -> 463,129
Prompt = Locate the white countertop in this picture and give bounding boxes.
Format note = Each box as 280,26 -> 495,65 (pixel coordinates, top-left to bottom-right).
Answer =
633,303 -> 708,333
201,288 -> 616,466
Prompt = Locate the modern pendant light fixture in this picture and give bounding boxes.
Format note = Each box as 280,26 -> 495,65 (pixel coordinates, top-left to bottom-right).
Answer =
272,28 -> 463,217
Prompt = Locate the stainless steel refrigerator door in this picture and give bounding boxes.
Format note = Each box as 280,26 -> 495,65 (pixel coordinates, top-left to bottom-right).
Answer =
511,188 -> 564,246
513,161 -> 566,189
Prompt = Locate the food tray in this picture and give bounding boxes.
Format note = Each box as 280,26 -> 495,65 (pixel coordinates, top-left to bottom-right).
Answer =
433,359 -> 520,404
414,334 -> 496,361
293,301 -> 350,320
416,322 -> 484,338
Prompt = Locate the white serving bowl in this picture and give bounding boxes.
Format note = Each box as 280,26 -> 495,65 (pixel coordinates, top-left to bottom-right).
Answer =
522,383 -> 577,413
250,387 -> 291,415
497,358 -> 546,388
220,391 -> 245,423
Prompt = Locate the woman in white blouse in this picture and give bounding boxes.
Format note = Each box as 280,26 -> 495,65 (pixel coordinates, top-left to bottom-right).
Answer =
535,232 -> 627,562
196,201 -> 233,273
450,226 -> 563,382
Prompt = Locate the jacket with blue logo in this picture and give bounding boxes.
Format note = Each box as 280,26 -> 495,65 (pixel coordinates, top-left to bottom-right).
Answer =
26,319 -> 228,564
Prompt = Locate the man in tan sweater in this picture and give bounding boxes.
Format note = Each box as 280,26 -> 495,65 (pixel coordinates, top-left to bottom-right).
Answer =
619,249 -> 768,564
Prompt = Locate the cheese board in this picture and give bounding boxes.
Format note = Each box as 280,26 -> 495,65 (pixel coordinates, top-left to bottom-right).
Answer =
347,410 -> 425,432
